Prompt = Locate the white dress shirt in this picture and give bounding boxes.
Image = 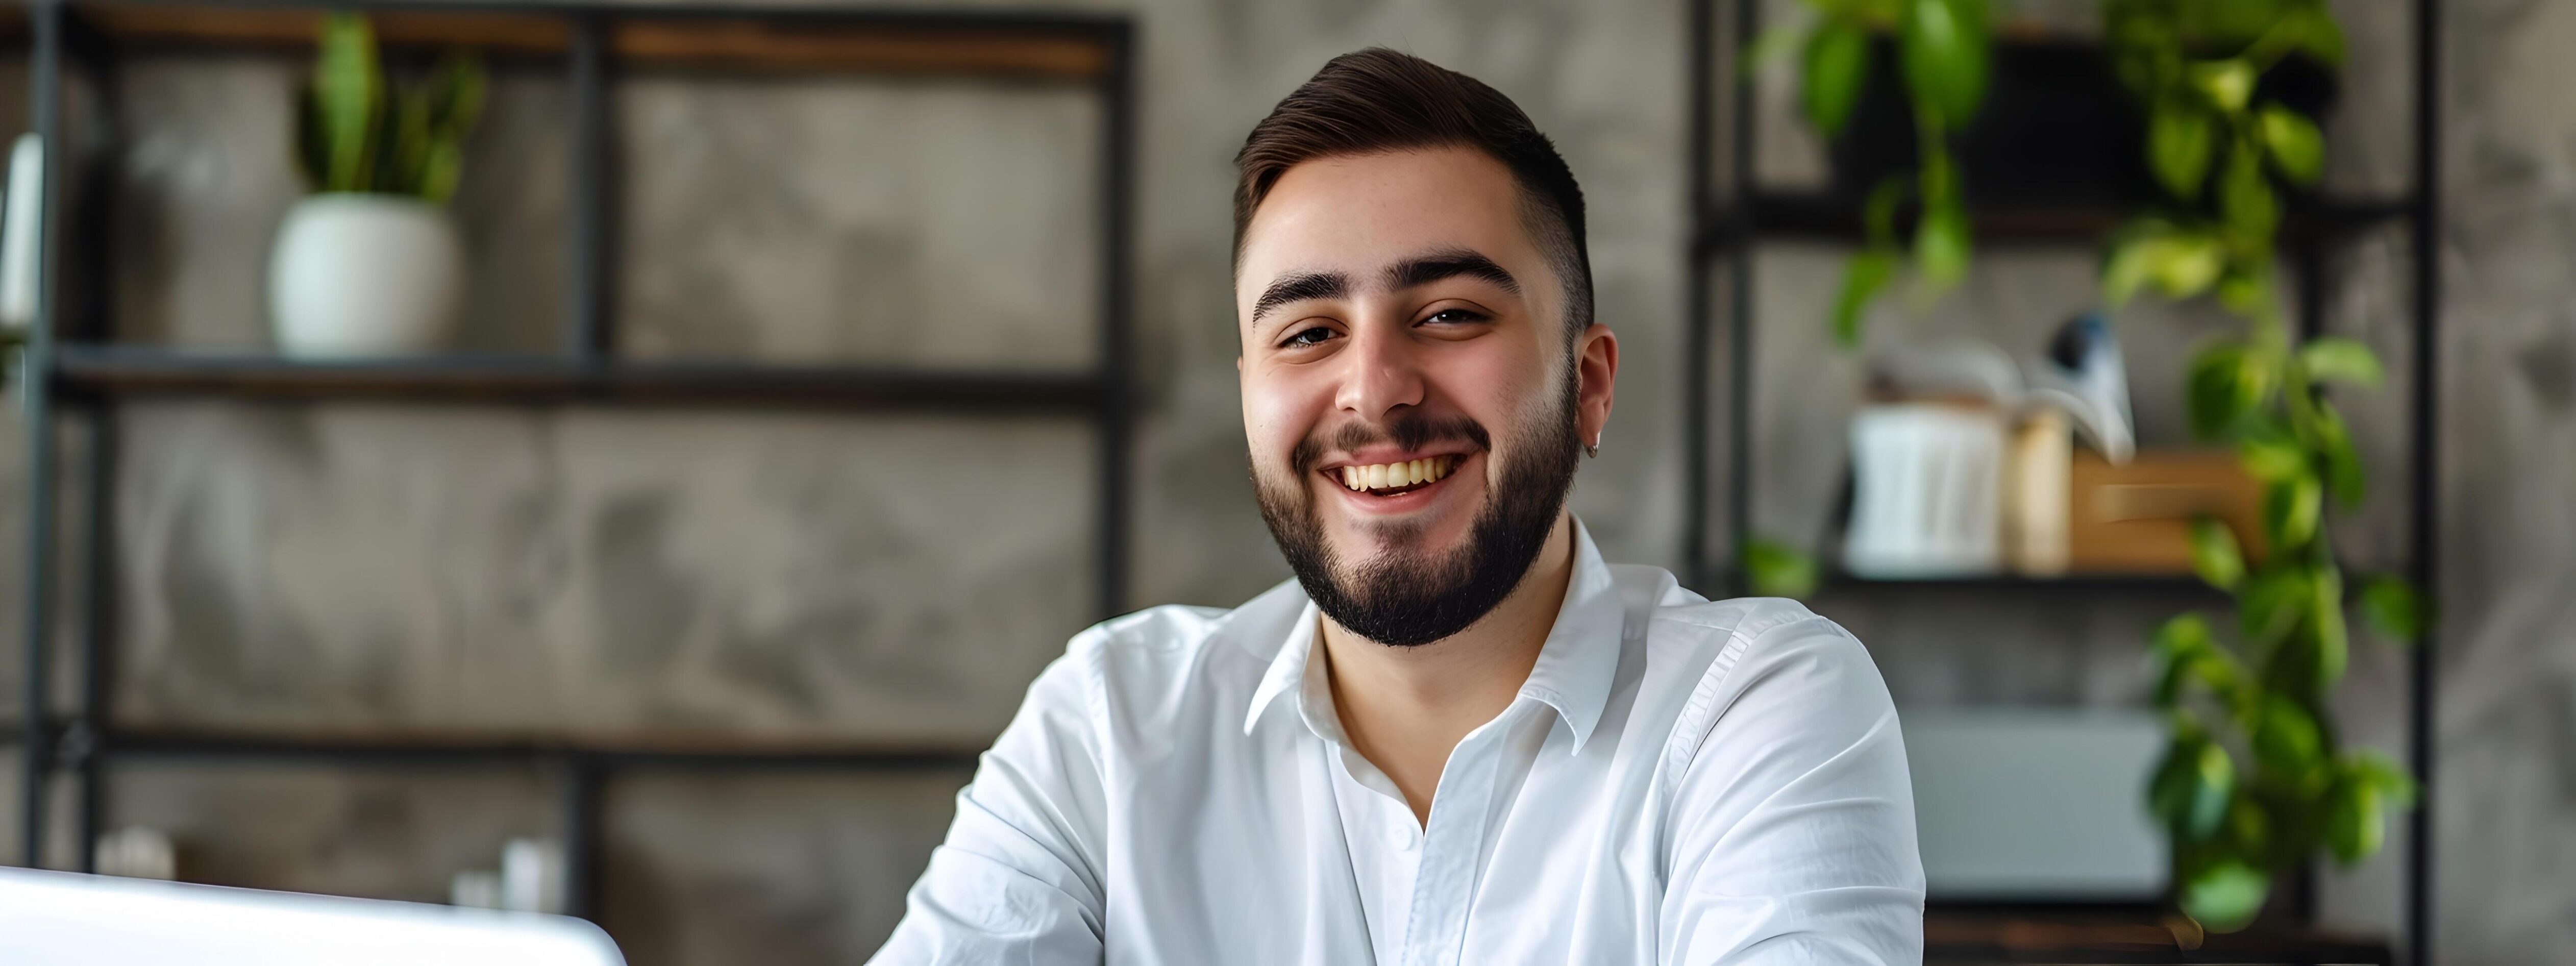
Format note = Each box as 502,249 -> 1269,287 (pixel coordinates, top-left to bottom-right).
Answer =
872,521 -> 1924,965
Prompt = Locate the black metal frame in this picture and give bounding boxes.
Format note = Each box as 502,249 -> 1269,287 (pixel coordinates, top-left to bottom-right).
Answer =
1683,1 -> 2442,963
5,0 -> 1136,931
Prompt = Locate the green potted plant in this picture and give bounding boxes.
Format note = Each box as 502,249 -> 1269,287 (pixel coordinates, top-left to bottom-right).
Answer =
268,14 -> 485,357
2095,0 -> 2429,933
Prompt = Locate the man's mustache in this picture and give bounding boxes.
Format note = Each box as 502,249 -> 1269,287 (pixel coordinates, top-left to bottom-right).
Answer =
1288,412 -> 1493,476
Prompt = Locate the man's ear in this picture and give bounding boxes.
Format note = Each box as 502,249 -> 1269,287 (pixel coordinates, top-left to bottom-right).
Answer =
1573,323 -> 1618,452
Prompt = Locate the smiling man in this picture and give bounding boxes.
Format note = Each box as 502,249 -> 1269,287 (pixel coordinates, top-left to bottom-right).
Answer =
872,49 -> 1923,965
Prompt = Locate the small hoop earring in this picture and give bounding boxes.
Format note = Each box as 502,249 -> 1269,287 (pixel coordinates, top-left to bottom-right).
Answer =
1583,442 -> 1600,459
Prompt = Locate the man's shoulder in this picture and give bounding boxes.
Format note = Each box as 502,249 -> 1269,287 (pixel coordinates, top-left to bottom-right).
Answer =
1044,578 -> 1309,722
1602,561 -> 1849,659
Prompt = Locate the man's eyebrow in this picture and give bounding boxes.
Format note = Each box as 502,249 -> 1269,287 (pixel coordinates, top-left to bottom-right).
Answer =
1250,270 -> 1349,327
1386,249 -> 1520,295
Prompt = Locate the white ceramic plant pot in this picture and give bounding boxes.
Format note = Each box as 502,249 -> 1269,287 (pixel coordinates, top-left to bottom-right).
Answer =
268,193 -> 462,357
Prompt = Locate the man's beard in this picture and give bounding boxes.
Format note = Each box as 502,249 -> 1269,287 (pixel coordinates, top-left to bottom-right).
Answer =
1251,372 -> 1581,648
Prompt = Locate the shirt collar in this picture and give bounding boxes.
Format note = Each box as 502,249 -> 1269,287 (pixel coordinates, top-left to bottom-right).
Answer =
1241,518 -> 1627,754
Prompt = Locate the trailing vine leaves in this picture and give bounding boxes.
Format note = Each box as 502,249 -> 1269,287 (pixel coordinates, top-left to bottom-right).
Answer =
1777,0 -> 1991,350
2101,0 -> 2424,933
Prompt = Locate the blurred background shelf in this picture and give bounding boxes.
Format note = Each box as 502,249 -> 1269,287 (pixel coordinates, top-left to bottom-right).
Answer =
20,720 -> 984,772
4,0 -> 1123,79
1924,908 -> 2392,965
10,0 -> 1141,936
1697,191 -> 2415,251
1816,572 -> 2224,597
50,345 -> 1107,413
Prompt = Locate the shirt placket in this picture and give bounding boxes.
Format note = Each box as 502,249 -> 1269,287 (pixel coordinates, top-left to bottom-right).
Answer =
1395,706 -> 1516,966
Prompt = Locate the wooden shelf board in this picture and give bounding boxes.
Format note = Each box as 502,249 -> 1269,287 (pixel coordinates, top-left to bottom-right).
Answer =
1926,909 -> 2392,964
64,1 -> 1116,79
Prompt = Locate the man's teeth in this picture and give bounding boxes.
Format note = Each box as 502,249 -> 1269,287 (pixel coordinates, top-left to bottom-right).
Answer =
1339,455 -> 1457,492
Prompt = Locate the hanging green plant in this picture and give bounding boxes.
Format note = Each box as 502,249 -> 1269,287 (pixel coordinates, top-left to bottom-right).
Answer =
1773,0 -> 1992,348
2098,0 -> 2429,933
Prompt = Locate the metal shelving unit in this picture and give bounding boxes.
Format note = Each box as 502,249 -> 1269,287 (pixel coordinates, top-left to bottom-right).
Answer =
1682,1 -> 2439,963
4,0 -> 1135,930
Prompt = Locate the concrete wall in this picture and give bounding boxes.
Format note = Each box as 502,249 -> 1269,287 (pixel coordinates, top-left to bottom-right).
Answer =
0,0 -> 2565,962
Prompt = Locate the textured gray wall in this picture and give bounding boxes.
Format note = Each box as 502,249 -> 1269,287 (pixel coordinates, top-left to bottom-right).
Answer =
0,0 -> 2564,963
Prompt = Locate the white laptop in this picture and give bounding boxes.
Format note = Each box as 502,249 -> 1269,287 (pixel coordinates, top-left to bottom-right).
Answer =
0,865 -> 626,965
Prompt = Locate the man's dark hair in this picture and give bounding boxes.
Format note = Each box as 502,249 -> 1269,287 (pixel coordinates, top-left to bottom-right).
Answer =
1232,48 -> 1594,336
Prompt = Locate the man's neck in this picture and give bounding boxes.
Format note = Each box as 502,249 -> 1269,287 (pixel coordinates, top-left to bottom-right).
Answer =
1319,513 -> 1578,826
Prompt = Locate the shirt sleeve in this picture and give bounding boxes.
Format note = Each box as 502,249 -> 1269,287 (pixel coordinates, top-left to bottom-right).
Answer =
1658,611 -> 1925,965
870,634 -> 1111,965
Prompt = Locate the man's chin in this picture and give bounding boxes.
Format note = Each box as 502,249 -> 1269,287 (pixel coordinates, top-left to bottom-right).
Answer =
1324,515 -> 1463,562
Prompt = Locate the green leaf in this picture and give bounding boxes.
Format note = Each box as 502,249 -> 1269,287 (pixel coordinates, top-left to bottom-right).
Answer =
388,84 -> 431,195
2261,475 -> 2322,549
2216,268 -> 2267,316
2190,59 -> 2255,113
2291,5 -> 2349,66
2101,232 -> 2159,306
1899,0 -> 1989,127
2182,858 -> 2270,933
2349,749 -> 2421,806
1832,251 -> 1897,349
2149,613 -> 2217,706
419,141 -> 465,206
2148,99 -> 2214,200
1862,175 -> 1909,242
2299,337 -> 2384,389
2148,733 -> 2235,839
2359,576 -> 2431,642
2235,419 -> 2305,482
1914,197 -> 1971,291
2219,145 -> 2277,243
2313,562 -> 2349,686
1742,22 -> 1807,76
2198,0 -> 2290,43
2259,106 -> 2325,184
313,13 -> 383,193
2187,517 -> 2245,591
2314,403 -> 2365,505
1740,536 -> 1819,599
2154,231 -> 2226,299
415,55 -> 487,202
1802,22 -> 1873,137
2252,693 -> 2324,778
2324,775 -> 2385,864
2187,342 -> 2268,438
2239,564 -> 2310,648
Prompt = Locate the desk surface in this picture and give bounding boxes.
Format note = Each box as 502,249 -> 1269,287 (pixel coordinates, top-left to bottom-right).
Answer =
1927,910 -> 2393,965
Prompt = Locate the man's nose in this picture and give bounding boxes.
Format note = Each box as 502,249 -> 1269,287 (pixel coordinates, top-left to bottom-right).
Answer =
1332,323 -> 1426,421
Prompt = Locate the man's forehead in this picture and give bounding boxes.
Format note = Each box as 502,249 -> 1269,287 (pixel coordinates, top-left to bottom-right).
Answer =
1235,148 -> 1544,303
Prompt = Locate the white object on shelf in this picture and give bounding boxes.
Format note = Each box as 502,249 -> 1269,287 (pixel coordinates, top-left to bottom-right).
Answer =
267,193 -> 463,357
500,837 -> 563,915
1,132 -> 44,329
1843,402 -> 2008,578
91,827 -> 176,881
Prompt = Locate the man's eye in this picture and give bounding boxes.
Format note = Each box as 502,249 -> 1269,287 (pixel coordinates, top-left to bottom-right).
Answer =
1423,308 -> 1488,325
1280,327 -> 1337,348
